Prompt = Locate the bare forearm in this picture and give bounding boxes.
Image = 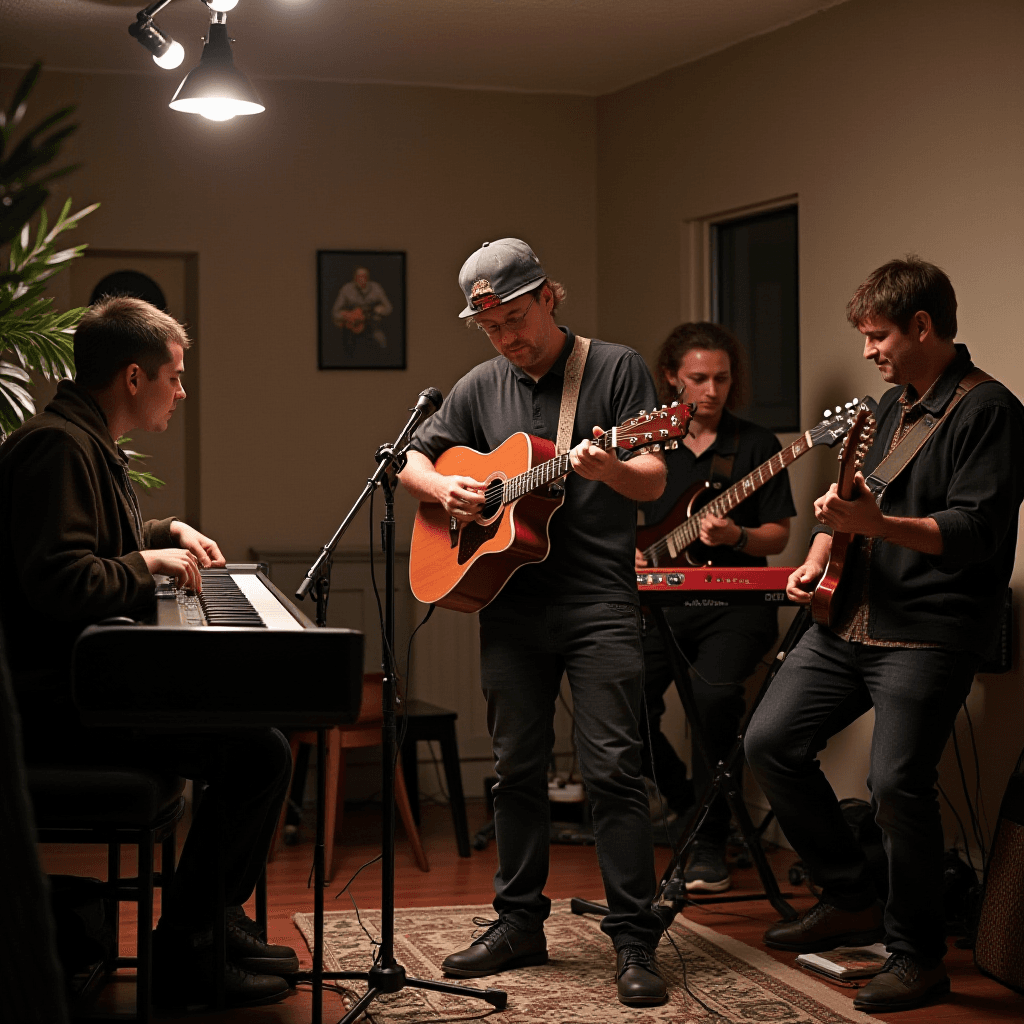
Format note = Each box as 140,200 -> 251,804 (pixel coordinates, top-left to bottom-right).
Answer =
604,453 -> 666,502
398,451 -> 443,502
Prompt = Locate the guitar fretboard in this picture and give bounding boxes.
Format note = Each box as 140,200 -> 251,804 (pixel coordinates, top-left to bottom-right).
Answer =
646,431 -> 811,563
502,433 -> 617,503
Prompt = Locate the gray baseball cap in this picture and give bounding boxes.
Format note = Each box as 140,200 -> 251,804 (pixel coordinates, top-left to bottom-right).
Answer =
458,237 -> 548,319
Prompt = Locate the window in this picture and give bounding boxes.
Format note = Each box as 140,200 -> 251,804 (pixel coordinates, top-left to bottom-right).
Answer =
711,204 -> 799,432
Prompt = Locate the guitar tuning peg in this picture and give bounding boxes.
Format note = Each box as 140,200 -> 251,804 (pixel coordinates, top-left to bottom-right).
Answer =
823,410 -> 832,419
835,405 -> 842,414
852,397 -> 859,404
651,444 -> 661,452
638,409 -> 647,416
670,400 -> 679,407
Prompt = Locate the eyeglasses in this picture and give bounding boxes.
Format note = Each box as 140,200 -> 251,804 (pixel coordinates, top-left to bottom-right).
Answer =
477,295 -> 535,339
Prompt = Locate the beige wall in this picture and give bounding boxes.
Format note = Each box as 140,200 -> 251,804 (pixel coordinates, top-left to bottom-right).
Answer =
5,0 -> 1022,842
596,0 -> 1024,852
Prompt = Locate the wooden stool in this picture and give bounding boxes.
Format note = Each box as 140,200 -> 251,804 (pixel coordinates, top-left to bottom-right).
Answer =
271,673 -> 429,880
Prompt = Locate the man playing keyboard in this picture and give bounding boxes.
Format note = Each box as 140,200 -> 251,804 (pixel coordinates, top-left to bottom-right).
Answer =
0,296 -> 296,1009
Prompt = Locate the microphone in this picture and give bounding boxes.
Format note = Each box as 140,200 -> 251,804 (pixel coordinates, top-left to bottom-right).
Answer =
387,387 -> 444,472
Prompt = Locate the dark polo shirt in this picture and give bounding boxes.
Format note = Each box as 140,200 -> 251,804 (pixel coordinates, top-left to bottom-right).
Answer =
411,328 -> 660,606
640,409 -> 796,568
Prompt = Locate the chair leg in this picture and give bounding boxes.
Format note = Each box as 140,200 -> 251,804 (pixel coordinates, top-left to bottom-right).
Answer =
324,729 -> 342,883
439,722 -> 471,857
137,832 -> 155,1024
395,754 -> 430,872
108,841 -> 121,974
255,865 -> 268,941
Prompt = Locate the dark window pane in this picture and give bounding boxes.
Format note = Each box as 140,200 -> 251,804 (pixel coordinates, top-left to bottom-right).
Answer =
712,206 -> 799,432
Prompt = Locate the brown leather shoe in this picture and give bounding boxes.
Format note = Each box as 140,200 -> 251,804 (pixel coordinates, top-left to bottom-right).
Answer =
441,917 -> 547,978
763,899 -> 884,952
853,954 -> 949,1013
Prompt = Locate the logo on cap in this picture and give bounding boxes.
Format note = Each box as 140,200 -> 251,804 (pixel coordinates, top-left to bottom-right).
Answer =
470,279 -> 501,311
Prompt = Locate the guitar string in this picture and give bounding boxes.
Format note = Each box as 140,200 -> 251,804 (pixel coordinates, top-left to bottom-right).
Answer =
644,437 -> 808,563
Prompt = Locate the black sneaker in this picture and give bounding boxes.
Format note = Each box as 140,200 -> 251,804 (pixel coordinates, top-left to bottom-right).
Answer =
683,839 -> 731,893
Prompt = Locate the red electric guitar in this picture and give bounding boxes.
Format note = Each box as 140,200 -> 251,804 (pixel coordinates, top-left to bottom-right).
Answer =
636,400 -> 867,568
810,399 -> 878,626
409,403 -> 694,612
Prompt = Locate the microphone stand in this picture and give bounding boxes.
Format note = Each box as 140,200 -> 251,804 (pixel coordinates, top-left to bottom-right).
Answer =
293,393 -> 507,1024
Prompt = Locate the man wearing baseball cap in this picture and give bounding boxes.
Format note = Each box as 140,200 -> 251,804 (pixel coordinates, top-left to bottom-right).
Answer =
401,238 -> 670,1007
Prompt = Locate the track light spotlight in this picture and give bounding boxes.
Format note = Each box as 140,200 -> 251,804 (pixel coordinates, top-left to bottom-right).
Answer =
205,0 -> 240,11
169,14 -> 264,121
129,11 -> 185,70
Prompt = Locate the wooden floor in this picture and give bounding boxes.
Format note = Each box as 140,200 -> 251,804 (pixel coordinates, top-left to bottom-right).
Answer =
39,798 -> 1024,1023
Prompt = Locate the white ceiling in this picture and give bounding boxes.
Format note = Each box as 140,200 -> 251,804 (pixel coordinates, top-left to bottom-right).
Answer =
2,0 -> 849,96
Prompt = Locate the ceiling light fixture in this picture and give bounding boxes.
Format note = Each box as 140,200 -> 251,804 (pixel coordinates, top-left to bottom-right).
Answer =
129,2 -> 185,70
129,0 -> 264,121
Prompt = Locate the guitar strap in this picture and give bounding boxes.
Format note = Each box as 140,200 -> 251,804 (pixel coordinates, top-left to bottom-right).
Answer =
864,367 -> 995,495
555,335 -> 591,456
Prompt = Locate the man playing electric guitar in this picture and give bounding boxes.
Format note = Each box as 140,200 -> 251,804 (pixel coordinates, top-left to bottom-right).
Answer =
636,322 -> 795,896
400,238 -> 671,1008
745,258 -> 1024,1013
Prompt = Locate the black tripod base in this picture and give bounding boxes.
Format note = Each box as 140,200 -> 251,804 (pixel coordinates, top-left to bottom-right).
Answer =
313,965 -> 508,1020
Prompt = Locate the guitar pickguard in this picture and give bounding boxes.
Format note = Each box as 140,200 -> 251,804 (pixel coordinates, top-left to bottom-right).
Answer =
458,511 -> 505,565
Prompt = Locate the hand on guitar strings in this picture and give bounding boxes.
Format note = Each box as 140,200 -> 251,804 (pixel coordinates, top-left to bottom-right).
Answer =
437,474 -> 487,520
697,512 -> 743,548
814,471 -> 884,535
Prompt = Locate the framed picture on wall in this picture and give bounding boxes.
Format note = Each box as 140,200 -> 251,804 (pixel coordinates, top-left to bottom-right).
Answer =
318,250 -> 406,369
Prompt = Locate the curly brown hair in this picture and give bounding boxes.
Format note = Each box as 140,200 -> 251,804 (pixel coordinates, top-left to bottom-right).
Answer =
653,322 -> 749,409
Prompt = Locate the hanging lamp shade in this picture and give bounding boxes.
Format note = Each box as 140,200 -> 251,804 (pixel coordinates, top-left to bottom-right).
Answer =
169,22 -> 264,121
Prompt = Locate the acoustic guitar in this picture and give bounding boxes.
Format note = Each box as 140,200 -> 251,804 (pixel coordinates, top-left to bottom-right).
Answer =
409,403 -> 694,612
810,399 -> 878,626
636,400 -> 867,568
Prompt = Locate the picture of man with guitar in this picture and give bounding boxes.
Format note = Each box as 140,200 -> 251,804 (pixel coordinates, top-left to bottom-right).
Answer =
745,257 -> 1024,1013
636,322 -> 795,897
400,238 -> 672,1007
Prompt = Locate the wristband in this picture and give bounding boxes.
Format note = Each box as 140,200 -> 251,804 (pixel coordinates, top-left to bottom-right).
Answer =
733,524 -> 749,552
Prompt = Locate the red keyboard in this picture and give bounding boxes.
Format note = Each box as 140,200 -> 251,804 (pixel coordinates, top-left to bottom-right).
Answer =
637,566 -> 797,607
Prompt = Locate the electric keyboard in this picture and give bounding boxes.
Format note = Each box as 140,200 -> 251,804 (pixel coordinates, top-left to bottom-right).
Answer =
637,566 -> 797,607
72,564 -> 364,729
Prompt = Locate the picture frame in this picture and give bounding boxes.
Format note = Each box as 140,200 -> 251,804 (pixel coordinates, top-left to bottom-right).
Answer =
317,250 -> 406,370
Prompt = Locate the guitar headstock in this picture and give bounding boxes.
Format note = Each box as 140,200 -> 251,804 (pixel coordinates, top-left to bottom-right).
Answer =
613,402 -> 695,454
835,399 -> 877,498
808,396 -> 877,448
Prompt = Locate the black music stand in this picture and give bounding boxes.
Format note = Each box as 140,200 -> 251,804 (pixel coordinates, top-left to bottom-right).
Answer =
293,398 -> 507,1024
573,604 -> 809,927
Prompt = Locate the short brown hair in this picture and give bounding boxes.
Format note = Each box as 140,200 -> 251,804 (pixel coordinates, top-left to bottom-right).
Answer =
74,295 -> 190,390
846,256 -> 957,340
653,322 -> 749,409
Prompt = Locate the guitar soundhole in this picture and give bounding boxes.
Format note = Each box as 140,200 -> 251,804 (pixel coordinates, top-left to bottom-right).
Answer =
481,479 -> 504,521
458,511 -> 504,565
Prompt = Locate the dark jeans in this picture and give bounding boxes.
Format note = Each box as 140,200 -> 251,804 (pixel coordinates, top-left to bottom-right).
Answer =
479,600 -> 663,950
22,723 -> 292,932
745,624 -> 977,964
642,606 -> 777,843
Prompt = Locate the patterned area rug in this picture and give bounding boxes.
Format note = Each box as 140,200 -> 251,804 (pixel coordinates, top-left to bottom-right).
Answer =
293,900 -> 875,1023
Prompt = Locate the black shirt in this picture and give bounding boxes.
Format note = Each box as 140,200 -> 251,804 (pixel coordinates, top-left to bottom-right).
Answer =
411,328 -> 660,606
640,410 -> 797,567
817,344 -> 1024,656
